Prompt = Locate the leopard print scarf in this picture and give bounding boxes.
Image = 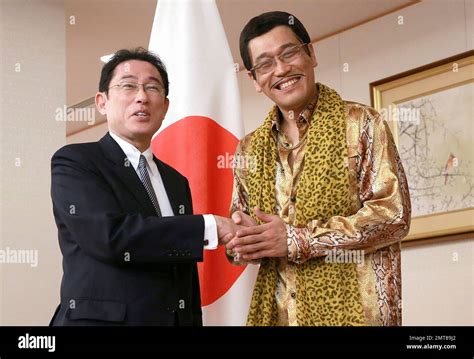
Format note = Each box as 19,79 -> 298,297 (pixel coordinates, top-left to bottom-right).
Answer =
245,83 -> 365,326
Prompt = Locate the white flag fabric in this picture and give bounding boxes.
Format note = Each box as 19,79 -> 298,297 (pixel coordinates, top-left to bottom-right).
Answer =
149,0 -> 258,325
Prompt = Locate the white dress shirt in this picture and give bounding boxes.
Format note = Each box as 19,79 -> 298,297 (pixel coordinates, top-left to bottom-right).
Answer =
109,131 -> 217,249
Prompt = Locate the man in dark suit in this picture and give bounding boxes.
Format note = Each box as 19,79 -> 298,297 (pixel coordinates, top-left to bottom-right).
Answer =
50,48 -> 241,326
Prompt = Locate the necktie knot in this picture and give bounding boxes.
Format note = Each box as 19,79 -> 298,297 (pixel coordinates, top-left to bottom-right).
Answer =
138,155 -> 147,170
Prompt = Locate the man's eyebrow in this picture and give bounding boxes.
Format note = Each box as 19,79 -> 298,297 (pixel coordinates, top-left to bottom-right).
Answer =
254,43 -> 299,62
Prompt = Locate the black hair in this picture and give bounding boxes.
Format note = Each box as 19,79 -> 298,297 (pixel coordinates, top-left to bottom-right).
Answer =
239,11 -> 311,78
98,47 -> 169,96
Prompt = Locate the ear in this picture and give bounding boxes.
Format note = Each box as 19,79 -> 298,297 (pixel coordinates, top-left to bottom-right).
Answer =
161,97 -> 170,118
95,92 -> 107,116
248,71 -> 263,93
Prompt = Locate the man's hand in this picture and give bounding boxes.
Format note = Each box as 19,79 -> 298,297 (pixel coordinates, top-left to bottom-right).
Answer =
214,215 -> 244,246
229,211 -> 259,263
231,210 -> 257,227
226,207 -> 287,260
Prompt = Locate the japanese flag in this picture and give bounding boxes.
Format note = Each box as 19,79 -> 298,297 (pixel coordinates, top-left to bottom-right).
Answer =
149,0 -> 257,325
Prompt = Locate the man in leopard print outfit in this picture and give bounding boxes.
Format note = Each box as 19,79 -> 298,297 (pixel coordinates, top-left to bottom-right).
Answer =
226,11 -> 411,326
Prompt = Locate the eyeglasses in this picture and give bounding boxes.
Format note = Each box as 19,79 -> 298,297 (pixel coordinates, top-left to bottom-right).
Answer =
108,81 -> 165,95
250,43 -> 309,76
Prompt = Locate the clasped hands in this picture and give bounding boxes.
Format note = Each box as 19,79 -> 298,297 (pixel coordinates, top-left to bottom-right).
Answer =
214,207 -> 288,261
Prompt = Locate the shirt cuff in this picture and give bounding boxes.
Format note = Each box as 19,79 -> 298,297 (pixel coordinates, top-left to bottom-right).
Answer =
287,224 -> 299,263
203,214 -> 218,250
287,224 -> 328,263
287,224 -> 311,264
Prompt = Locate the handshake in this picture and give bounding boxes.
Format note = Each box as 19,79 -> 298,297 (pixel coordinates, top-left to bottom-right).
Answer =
214,212 -> 255,245
212,207 -> 288,261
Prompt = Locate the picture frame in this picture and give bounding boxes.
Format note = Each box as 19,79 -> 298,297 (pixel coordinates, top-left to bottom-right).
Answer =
370,50 -> 474,242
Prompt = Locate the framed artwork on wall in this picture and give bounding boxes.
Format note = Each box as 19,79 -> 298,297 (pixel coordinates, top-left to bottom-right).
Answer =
370,50 -> 474,241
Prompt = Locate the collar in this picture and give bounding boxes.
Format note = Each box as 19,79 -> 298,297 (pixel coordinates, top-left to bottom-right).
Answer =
109,131 -> 155,174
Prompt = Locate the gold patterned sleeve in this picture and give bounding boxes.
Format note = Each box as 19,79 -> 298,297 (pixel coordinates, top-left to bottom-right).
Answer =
227,138 -> 253,265
287,108 -> 412,264
229,140 -> 251,215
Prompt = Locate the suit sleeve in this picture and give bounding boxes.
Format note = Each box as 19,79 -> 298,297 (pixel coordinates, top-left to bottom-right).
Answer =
51,145 -> 205,267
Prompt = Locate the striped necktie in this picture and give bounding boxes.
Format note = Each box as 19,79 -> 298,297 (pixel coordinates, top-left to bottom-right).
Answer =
138,155 -> 162,216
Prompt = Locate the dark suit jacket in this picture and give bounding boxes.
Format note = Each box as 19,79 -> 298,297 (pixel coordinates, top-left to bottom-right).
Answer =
50,133 -> 204,326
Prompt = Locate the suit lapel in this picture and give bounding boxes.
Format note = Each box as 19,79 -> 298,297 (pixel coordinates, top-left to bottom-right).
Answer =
98,133 -> 157,217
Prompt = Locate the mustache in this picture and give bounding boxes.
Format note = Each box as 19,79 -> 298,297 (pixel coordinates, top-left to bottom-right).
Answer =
271,74 -> 305,89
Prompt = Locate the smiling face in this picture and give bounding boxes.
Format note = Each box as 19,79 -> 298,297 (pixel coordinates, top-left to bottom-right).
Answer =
248,25 -> 317,114
95,60 -> 169,150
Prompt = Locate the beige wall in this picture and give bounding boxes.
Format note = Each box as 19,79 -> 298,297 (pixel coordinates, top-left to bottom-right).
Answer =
0,0 -> 65,325
403,238 -> 473,325
67,122 -> 108,144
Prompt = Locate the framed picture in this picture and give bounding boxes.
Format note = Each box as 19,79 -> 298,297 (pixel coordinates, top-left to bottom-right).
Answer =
370,50 -> 474,242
